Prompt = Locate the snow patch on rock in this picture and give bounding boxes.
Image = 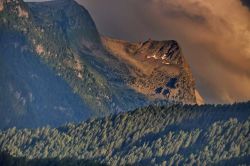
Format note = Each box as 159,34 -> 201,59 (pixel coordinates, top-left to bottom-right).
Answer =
17,5 -> 28,18
0,1 -> 4,12
195,90 -> 204,105
147,54 -> 159,59
36,44 -> 44,55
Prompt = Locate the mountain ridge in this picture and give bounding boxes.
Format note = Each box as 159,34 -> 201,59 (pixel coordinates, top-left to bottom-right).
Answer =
0,0 -> 201,128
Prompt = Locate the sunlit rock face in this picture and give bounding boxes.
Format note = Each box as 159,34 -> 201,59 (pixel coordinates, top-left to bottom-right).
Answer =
0,1 -> 4,12
102,37 -> 199,104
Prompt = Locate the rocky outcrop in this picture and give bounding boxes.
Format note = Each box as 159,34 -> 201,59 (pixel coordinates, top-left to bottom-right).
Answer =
0,0 -> 29,17
102,37 -> 200,104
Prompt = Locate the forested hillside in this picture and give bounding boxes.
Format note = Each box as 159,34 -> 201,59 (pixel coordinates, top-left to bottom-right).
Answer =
0,102 -> 249,165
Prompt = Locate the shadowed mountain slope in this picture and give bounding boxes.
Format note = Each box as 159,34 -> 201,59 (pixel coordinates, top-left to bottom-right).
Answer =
0,0 -> 200,128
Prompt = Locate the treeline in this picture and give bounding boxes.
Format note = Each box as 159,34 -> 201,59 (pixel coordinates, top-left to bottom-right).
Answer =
0,102 -> 250,165
0,151 -> 105,166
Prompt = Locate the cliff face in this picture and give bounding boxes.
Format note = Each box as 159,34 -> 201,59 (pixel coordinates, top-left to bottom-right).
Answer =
0,0 -> 201,128
102,37 -> 199,104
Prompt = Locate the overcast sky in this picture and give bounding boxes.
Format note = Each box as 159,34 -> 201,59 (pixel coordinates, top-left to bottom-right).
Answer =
25,0 -> 250,104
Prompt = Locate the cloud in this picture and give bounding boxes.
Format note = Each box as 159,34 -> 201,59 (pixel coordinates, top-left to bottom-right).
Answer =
241,0 -> 250,9
23,0 -> 250,103
78,0 -> 250,103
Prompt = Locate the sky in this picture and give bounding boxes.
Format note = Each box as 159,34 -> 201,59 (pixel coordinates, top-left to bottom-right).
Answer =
25,0 -> 250,104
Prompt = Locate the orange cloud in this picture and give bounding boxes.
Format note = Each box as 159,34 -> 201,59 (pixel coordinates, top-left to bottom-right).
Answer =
79,0 -> 250,103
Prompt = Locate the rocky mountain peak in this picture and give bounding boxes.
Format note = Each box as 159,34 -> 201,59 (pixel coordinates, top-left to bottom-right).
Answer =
138,39 -> 184,65
27,0 -> 101,46
102,37 -> 199,104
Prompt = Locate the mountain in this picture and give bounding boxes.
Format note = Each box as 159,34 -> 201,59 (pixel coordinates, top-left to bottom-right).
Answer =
0,102 -> 249,165
0,0 -> 201,128
102,37 -> 199,104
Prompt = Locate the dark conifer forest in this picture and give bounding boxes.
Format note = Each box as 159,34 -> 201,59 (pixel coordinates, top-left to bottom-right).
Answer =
1,103 -> 249,165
